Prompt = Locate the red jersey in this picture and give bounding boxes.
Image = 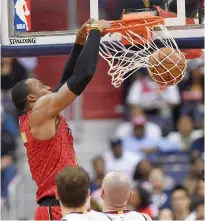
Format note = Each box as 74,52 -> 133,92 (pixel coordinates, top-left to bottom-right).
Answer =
19,111 -> 77,203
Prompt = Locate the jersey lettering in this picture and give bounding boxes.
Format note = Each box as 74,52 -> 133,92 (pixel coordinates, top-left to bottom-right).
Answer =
21,132 -> 27,143
20,132 -> 28,160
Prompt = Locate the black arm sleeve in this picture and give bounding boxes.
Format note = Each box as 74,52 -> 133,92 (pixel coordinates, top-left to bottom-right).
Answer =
55,43 -> 84,91
66,29 -> 101,96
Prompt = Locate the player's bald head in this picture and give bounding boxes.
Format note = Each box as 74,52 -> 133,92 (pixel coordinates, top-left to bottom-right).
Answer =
101,171 -> 132,207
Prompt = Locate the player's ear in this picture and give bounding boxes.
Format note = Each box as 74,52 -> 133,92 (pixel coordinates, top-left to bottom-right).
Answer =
100,189 -> 104,199
27,94 -> 37,102
55,188 -> 59,200
129,190 -> 133,200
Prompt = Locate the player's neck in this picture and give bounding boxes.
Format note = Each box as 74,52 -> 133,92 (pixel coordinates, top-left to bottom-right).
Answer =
103,203 -> 127,213
61,205 -> 87,217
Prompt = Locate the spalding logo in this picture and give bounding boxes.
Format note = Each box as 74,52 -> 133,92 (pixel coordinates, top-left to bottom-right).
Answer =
9,38 -> 36,45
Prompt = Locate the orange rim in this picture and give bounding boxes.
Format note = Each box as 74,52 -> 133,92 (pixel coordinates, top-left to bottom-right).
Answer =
103,16 -> 164,33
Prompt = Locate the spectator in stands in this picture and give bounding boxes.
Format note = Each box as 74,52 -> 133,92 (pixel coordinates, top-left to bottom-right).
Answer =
1,58 -> 15,91
171,185 -> 192,220
133,159 -> 154,191
195,199 -> 204,220
179,58 -> 204,128
89,157 -> 105,213
184,157 -> 204,196
1,122 -> 17,201
90,156 -> 105,194
158,208 -> 174,221
190,118 -> 204,162
126,72 -> 180,135
194,179 -> 204,200
128,186 -> 153,217
1,57 -> 37,119
148,167 -> 172,214
1,58 -> 27,91
103,138 -> 142,181
122,115 -> 159,159
90,199 -> 102,212
1,104 -> 19,138
16,57 -> 37,77
191,179 -> 204,211
167,115 -> 203,151
115,107 -> 162,139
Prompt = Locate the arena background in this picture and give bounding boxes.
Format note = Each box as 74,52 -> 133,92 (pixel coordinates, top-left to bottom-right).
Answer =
1,0 -> 204,220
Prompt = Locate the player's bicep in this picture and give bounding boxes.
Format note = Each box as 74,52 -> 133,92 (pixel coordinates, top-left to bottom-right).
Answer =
48,84 -> 77,117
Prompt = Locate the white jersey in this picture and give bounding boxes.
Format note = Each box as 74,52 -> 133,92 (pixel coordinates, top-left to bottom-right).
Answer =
104,210 -> 147,221
62,209 -> 110,221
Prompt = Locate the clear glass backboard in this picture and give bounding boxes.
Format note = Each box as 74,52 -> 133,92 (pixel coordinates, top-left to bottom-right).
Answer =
1,0 -> 204,57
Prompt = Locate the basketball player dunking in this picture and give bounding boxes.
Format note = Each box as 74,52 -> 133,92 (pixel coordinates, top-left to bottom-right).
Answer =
11,19 -> 111,220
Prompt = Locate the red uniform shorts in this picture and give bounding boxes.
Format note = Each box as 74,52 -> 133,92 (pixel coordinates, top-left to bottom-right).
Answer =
35,197 -> 62,220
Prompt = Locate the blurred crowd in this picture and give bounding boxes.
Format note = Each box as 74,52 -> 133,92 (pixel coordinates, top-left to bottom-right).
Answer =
1,57 -> 37,206
1,55 -> 204,220
1,45 -> 204,221
89,58 -> 204,220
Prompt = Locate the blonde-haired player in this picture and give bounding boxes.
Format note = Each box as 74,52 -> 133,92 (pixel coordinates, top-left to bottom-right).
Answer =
101,171 -> 152,221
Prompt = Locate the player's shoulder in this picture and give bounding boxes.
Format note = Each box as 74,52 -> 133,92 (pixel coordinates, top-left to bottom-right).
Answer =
105,211 -> 151,221
126,211 -> 151,220
61,213 -> 88,221
131,211 -> 152,221
30,93 -> 56,126
141,213 -> 152,221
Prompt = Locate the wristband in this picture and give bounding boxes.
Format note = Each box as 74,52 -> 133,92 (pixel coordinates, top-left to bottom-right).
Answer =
90,24 -> 104,33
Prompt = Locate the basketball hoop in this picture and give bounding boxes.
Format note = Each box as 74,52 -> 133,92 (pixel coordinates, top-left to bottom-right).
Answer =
100,11 -> 186,88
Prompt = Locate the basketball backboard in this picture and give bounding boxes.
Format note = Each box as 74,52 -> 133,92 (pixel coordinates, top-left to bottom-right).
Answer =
1,0 -> 204,57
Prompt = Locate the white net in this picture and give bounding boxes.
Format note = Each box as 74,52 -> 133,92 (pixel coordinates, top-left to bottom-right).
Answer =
99,24 -> 186,88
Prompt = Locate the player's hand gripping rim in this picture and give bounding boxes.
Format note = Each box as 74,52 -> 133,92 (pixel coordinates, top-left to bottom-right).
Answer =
77,18 -> 96,38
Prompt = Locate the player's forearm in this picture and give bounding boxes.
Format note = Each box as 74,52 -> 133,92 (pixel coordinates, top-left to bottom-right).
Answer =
55,43 -> 84,91
66,29 -> 101,96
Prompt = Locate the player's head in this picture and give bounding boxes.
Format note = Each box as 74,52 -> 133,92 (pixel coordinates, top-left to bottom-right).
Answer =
11,78 -> 52,112
55,166 -> 90,208
101,171 -> 133,210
